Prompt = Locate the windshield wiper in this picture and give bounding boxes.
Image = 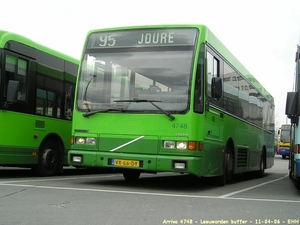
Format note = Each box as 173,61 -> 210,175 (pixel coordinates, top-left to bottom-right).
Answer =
83,108 -> 125,117
115,99 -> 175,121
83,75 -> 96,112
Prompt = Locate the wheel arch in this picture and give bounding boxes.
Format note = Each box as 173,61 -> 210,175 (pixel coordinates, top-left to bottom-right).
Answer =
225,137 -> 235,180
225,137 -> 235,162
39,133 -> 65,152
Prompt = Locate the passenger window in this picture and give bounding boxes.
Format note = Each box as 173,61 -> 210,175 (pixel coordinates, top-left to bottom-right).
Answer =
207,51 -> 219,97
17,59 -> 27,101
206,50 -> 222,108
5,54 -> 28,101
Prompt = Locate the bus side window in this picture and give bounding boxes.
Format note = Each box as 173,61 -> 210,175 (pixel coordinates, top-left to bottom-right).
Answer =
17,58 -> 27,101
207,51 -> 222,104
206,52 -> 214,97
223,63 -> 238,115
5,54 -> 27,101
65,84 -> 74,120
207,52 -> 220,96
5,54 -> 17,98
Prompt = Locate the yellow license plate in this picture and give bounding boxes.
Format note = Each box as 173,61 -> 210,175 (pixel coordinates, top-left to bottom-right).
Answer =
113,159 -> 140,168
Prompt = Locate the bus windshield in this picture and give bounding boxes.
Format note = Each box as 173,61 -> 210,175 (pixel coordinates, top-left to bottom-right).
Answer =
76,28 -> 197,114
280,125 -> 290,143
77,49 -> 194,113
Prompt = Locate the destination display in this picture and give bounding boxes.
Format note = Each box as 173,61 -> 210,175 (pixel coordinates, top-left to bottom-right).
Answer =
87,28 -> 197,48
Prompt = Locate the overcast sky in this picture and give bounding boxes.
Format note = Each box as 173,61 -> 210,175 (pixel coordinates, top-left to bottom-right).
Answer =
1,0 -> 300,129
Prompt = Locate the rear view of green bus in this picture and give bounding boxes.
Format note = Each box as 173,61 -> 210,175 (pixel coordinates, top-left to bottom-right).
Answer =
0,30 -> 78,176
69,25 -> 275,185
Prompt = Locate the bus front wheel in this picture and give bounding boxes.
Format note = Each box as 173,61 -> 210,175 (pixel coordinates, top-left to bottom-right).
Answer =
37,139 -> 60,176
255,152 -> 265,178
214,151 -> 233,186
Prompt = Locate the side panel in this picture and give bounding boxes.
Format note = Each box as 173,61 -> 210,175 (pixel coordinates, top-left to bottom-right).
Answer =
0,111 -> 71,165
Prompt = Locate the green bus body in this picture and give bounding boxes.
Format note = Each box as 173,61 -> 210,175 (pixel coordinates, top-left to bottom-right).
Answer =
0,30 -> 78,176
69,25 -> 275,185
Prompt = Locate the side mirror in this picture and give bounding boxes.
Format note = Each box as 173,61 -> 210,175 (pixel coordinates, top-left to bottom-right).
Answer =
211,77 -> 222,99
6,80 -> 19,103
65,86 -> 74,119
285,91 -> 298,124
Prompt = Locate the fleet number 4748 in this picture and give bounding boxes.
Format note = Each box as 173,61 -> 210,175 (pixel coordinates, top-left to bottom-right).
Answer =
172,123 -> 188,129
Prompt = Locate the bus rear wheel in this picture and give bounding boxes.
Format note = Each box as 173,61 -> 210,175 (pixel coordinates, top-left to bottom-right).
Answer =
123,170 -> 141,181
37,139 -> 60,176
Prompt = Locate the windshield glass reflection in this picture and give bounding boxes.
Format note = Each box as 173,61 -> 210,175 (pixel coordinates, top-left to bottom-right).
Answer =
77,49 -> 194,114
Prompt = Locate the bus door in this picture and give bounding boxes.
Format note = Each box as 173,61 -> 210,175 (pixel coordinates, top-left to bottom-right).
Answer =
205,50 -> 224,143
3,53 -> 30,113
202,49 -> 225,175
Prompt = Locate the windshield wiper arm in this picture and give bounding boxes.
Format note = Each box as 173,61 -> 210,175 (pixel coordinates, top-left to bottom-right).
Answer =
115,99 -> 175,121
83,108 -> 125,117
83,75 -> 96,112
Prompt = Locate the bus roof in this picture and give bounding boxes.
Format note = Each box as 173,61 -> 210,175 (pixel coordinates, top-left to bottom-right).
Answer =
0,30 -> 78,65
86,24 -> 274,104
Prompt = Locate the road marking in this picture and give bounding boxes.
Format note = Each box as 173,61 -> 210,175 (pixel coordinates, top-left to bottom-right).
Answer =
0,173 -> 153,184
0,175 -> 299,204
219,174 -> 289,198
0,174 -> 118,184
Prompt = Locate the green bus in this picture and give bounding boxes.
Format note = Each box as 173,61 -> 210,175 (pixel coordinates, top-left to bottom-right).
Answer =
0,30 -> 78,176
68,24 -> 275,185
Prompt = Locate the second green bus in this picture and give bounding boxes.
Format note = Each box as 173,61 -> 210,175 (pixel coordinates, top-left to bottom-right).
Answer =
0,30 -> 78,176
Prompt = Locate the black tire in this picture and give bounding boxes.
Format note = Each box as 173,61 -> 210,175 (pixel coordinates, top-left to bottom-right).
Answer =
37,139 -> 61,176
226,150 -> 234,182
289,154 -> 294,179
256,153 -> 265,178
295,178 -> 300,190
214,151 -> 233,186
123,170 -> 141,181
214,171 -> 226,186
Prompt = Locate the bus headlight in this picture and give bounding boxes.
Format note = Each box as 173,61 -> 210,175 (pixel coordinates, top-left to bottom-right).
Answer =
164,141 -> 175,149
75,137 -> 96,145
86,137 -> 96,145
176,141 -> 187,150
76,137 -> 86,144
164,141 -> 187,149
